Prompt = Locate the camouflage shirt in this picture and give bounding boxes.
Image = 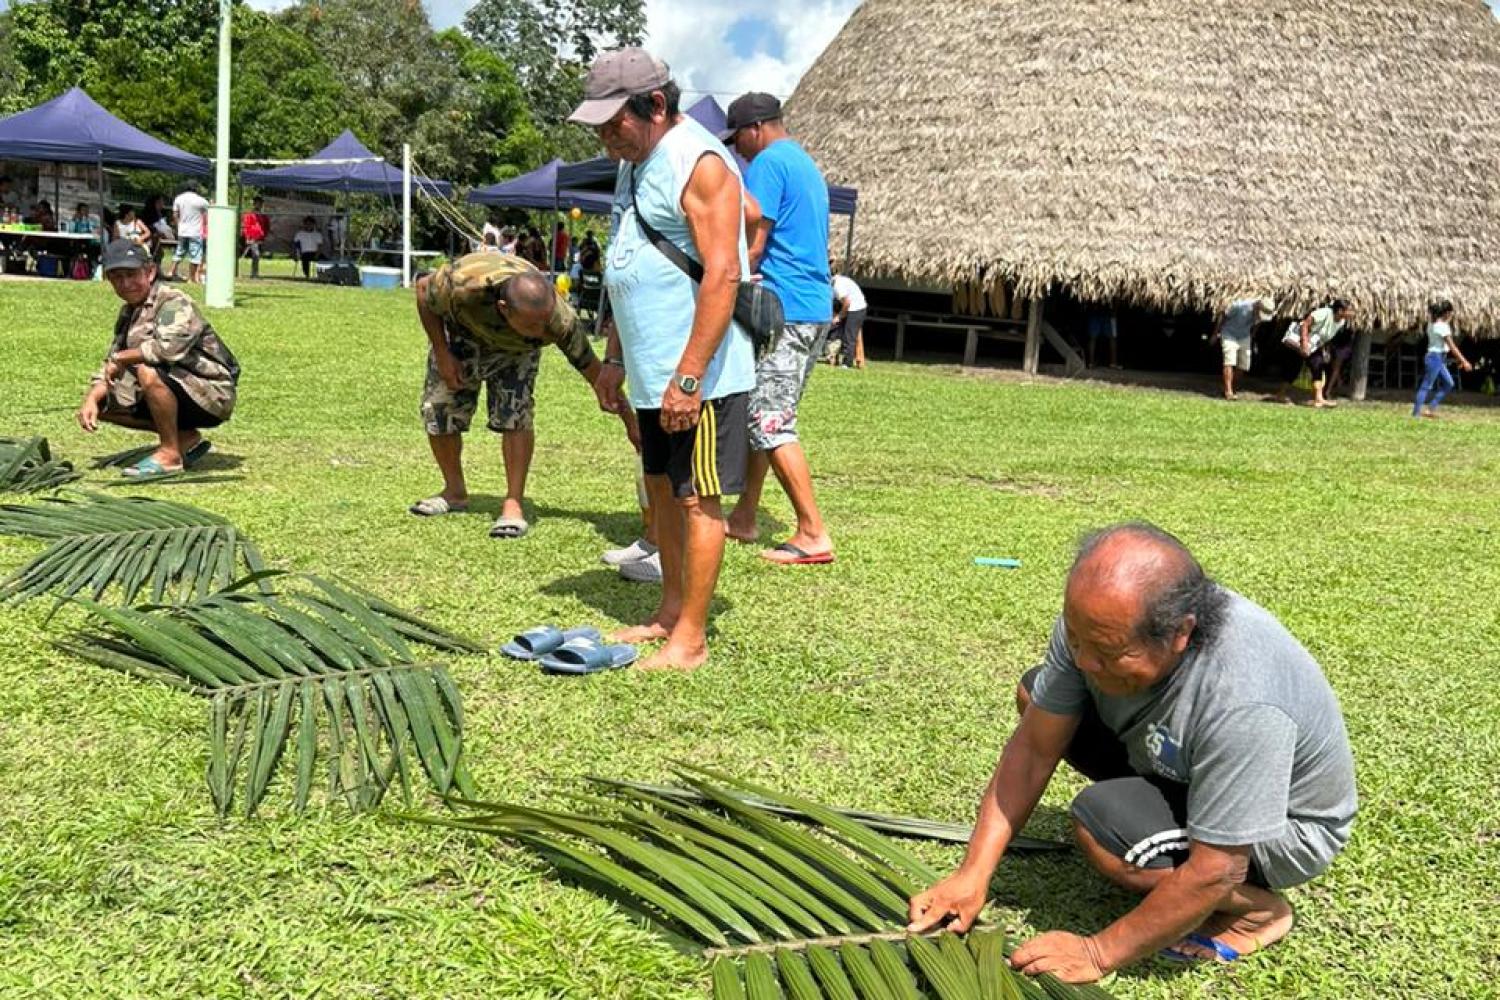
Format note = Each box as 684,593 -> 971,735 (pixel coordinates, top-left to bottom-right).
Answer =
97,283 -> 240,419
424,252 -> 596,370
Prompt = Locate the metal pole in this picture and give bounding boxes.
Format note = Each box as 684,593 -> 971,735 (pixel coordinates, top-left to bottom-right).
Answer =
843,207 -> 856,270
204,0 -> 235,307
401,144 -> 412,288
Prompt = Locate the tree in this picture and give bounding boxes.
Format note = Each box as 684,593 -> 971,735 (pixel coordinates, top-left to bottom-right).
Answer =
463,0 -> 645,137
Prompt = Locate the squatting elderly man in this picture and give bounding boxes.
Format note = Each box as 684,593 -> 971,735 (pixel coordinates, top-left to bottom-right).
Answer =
77,240 -> 239,480
571,47 -> 757,670
909,523 -> 1356,983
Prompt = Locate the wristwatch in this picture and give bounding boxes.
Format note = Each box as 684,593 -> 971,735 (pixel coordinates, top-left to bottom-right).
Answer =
603,356 -> 625,368
674,373 -> 700,394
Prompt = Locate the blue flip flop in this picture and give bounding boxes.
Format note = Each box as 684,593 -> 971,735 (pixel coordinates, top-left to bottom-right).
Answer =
121,455 -> 183,481
1160,933 -> 1241,964
539,637 -> 638,675
184,439 -> 212,467
500,625 -> 601,661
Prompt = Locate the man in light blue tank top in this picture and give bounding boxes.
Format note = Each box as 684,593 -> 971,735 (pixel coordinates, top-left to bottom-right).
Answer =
570,48 -> 757,672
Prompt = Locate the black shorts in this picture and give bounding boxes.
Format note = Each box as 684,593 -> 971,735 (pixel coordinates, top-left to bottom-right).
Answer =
1280,343 -> 1329,384
637,392 -> 748,500
130,374 -> 224,430
1020,666 -> 1269,886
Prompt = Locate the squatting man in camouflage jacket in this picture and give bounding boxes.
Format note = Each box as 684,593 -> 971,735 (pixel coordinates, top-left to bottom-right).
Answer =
909,523 -> 1356,983
77,239 -> 240,479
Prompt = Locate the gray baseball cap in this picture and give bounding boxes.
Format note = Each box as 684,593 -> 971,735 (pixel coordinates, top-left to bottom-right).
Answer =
567,47 -> 671,126
101,239 -> 153,272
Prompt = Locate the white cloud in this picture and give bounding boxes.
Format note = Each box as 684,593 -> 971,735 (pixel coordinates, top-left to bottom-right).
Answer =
241,0 -> 861,101
643,0 -> 861,105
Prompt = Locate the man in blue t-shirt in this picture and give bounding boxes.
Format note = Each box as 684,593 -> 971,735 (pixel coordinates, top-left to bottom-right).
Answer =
721,92 -> 836,567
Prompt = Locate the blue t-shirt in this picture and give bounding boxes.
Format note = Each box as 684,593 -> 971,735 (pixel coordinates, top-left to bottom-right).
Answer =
745,139 -> 831,323
604,117 -> 756,410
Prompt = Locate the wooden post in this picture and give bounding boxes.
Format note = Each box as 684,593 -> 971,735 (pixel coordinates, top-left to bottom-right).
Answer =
1351,330 -> 1372,402
1023,298 -> 1044,374
963,327 -> 978,367
895,313 -> 908,360
1041,320 -> 1085,377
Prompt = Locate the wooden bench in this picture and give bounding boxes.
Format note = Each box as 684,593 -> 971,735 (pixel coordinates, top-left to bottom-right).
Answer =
867,304 -> 1084,375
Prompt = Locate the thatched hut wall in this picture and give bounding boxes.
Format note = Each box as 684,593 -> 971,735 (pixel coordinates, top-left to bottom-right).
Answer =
788,0 -> 1500,334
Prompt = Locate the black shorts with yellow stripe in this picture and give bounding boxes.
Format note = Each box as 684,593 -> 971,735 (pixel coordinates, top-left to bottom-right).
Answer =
637,392 -> 749,500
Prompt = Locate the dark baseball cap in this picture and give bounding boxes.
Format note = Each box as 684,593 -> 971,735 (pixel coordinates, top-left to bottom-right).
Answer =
568,47 -> 671,126
720,92 -> 782,141
101,239 -> 153,272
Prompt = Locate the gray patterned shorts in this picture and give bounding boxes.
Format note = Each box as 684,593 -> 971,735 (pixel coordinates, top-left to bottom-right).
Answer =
748,321 -> 829,451
420,332 -> 540,435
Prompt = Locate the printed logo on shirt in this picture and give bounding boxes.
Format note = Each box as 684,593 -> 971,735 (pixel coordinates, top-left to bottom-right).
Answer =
1144,723 -> 1187,781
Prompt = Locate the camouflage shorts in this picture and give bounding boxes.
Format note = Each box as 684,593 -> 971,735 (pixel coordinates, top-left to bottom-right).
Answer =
420,333 -> 540,435
748,321 -> 829,451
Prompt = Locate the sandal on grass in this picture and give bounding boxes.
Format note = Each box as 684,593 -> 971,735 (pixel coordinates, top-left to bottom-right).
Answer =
409,495 -> 469,517
489,515 -> 529,539
500,624 -> 602,661
121,456 -> 183,481
1160,933 -> 1241,964
184,439 -> 212,467
538,637 -> 638,675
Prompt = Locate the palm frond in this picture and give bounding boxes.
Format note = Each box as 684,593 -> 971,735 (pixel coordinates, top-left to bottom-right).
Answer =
404,777 -> 1115,1000
0,492 -> 265,605
56,575 -> 479,816
594,777 -> 1068,853
0,437 -> 81,494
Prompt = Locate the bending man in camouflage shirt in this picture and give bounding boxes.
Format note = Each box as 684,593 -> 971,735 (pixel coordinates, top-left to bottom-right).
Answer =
77,240 -> 240,480
412,251 -> 638,538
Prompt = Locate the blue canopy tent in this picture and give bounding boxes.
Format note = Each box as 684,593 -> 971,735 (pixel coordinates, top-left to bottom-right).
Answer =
240,131 -> 452,265
467,158 -> 612,214
0,87 -> 211,175
239,130 -> 450,196
0,87 -> 211,272
556,96 -> 860,254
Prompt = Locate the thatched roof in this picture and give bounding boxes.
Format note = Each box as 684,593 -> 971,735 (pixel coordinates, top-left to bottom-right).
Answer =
788,0 -> 1500,333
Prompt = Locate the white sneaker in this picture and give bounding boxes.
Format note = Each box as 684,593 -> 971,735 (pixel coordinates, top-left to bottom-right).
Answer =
601,538 -> 657,566
618,551 -> 662,584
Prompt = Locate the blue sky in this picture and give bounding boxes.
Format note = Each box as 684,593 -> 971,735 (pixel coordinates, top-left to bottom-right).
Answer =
241,0 -> 863,104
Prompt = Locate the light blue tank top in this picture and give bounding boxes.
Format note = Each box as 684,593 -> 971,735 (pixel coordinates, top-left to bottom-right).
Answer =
604,117 -> 755,410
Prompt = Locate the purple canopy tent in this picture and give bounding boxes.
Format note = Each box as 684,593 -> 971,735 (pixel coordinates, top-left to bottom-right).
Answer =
0,88 -> 211,267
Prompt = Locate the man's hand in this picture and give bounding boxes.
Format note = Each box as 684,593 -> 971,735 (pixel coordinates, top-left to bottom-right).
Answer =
659,379 -> 702,434
76,398 -> 100,433
1461,359 -> 1474,372
1010,931 -> 1108,984
435,349 -> 464,392
594,363 -> 626,414
907,868 -> 988,934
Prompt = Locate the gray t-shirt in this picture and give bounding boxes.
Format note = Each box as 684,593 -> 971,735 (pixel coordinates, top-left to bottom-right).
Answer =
1030,590 -> 1357,889
1219,299 -> 1258,343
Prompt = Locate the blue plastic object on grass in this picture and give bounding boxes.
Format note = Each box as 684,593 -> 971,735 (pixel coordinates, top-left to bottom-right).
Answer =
974,557 -> 1022,568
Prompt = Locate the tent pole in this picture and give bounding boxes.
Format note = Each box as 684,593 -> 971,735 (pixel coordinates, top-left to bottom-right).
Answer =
843,207 -> 856,270
401,144 -> 412,288
233,179 -> 243,278
97,155 -> 106,276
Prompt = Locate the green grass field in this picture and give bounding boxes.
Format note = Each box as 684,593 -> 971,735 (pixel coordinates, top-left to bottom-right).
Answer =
1,271 -> 1497,998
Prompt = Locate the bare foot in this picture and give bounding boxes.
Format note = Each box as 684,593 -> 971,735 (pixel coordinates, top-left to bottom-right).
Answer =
500,497 -> 525,521
1422,410 -> 1440,420
1173,892 -> 1295,961
638,640 -> 708,671
612,621 -> 672,643
150,446 -> 185,468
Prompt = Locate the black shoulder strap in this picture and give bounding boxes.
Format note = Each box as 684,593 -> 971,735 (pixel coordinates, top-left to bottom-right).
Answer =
631,166 -> 705,285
